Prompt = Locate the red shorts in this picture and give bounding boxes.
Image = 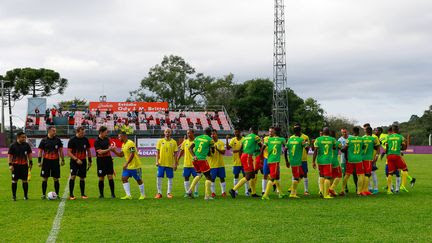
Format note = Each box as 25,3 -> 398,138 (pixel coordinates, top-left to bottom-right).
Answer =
318,164 -> 332,178
387,154 -> 407,173
363,161 -> 373,175
346,162 -> 364,175
255,155 -> 263,171
332,166 -> 342,178
291,165 -> 304,179
193,160 -> 210,173
268,163 -> 280,179
241,153 -> 255,173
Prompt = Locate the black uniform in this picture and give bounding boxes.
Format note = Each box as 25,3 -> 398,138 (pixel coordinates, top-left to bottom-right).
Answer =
39,136 -> 63,178
94,136 -> 114,177
8,142 -> 32,181
68,136 -> 90,178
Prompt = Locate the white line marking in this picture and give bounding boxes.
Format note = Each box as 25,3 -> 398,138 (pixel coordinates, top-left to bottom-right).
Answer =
46,179 -> 70,243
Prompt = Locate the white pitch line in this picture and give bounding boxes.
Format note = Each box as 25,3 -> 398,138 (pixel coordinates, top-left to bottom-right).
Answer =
46,178 -> 70,243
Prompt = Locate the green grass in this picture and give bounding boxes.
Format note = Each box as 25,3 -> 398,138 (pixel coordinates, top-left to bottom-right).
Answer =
1,155 -> 432,242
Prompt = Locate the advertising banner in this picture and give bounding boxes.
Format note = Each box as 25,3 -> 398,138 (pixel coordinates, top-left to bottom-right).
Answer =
89,102 -> 168,112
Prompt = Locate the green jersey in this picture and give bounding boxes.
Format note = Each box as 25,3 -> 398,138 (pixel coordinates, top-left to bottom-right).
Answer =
265,136 -> 286,163
332,141 -> 342,168
363,135 -> 379,161
347,136 -> 363,163
242,133 -> 261,155
314,136 -> 335,165
386,133 -> 405,156
193,135 -> 214,160
287,135 -> 305,166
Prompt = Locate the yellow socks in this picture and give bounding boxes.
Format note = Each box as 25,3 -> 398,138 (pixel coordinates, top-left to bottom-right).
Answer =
341,175 -> 350,192
233,177 -> 248,191
357,174 -> 364,194
274,180 -> 282,193
323,179 -> 330,197
387,175 -> 393,192
363,176 -> 370,193
402,171 -> 408,188
330,178 -> 340,190
263,180 -> 274,197
319,177 -> 324,194
250,176 -> 257,194
188,175 -> 202,193
291,180 -> 299,195
205,180 -> 212,197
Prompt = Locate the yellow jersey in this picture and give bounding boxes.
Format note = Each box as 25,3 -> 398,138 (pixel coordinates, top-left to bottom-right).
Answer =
121,140 -> 141,169
180,139 -> 194,168
208,140 -> 225,168
372,134 -> 380,158
301,133 -> 310,161
263,136 -> 269,159
156,138 -> 178,168
229,137 -> 243,166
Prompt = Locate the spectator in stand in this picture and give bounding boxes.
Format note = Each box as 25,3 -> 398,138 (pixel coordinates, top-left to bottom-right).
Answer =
96,108 -> 101,117
35,107 -> 40,118
134,109 -> 139,117
179,111 -> 185,118
106,109 -> 110,117
140,117 -> 146,124
85,107 -> 89,115
127,111 -> 132,118
70,102 -> 77,111
149,115 -> 153,120
113,113 -> 118,121
160,118 -> 165,126
131,111 -> 136,119
58,106 -> 63,116
51,107 -> 57,117
45,108 -> 50,119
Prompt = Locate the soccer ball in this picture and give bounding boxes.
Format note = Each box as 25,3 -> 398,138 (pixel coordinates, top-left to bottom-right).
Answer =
47,191 -> 58,200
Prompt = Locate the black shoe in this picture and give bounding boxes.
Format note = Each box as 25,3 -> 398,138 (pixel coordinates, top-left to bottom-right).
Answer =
273,185 -> 277,192
41,195 -> 46,200
99,195 -> 104,199
12,196 -> 16,201
186,192 -> 193,199
319,192 -> 323,198
229,189 -> 236,199
251,194 -> 260,198
111,194 -> 116,199
24,196 -> 28,200
410,178 -> 416,188
248,188 -> 252,193
345,188 -> 349,193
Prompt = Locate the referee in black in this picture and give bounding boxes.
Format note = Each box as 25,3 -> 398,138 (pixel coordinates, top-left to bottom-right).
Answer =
8,132 -> 33,201
94,126 -> 116,198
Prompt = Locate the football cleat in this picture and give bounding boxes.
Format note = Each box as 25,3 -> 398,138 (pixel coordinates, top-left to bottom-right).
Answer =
167,193 -> 173,199
410,178 -> 416,188
229,189 -> 236,198
289,194 -> 300,199
139,195 -> 146,200
261,195 -> 270,200
154,193 -> 162,199
121,195 -> 133,200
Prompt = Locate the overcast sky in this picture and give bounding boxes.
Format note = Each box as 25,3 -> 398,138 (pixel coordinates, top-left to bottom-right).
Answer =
1,0 -> 431,128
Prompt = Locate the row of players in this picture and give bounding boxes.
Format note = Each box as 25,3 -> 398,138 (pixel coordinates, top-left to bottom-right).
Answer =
7,123 -> 414,200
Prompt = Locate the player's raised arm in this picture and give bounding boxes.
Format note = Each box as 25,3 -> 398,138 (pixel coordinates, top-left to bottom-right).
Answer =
110,146 -> 124,157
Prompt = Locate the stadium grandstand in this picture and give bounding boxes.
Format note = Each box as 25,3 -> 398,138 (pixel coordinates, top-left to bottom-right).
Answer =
24,101 -> 234,139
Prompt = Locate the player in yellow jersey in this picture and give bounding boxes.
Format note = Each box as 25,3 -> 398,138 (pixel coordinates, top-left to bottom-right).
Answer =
110,132 -> 145,200
178,129 -> 199,198
208,130 -> 226,198
261,134 -> 270,195
155,129 -> 178,199
226,129 -> 249,196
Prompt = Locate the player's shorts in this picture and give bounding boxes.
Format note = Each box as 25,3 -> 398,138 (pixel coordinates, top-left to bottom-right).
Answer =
157,166 -> 174,178
254,155 -> 263,171
387,155 -> 407,173
40,159 -> 60,178
183,167 -> 197,178
346,161 -> 364,175
193,160 -> 211,173
363,160 -> 373,175
291,165 -> 304,180
267,162 -> 280,179
96,157 -> 114,177
385,164 -> 400,177
301,161 -> 308,175
262,158 -> 270,176
332,166 -> 342,178
11,164 -> 29,181
70,159 -> 87,178
318,164 -> 332,178
210,167 -> 226,180
122,168 -> 142,181
240,153 -> 254,173
232,166 -> 244,176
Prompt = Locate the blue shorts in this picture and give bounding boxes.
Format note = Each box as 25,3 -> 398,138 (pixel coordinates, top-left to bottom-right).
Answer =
301,161 -> 309,175
262,159 -> 270,176
122,168 -> 142,181
183,167 -> 197,178
210,167 -> 226,180
157,166 -> 174,178
232,166 -> 244,176
385,164 -> 400,177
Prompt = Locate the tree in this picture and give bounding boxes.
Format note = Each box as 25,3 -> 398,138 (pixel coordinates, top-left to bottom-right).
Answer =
325,115 -> 357,134
11,68 -> 68,97
129,55 -> 233,108
58,98 -> 88,110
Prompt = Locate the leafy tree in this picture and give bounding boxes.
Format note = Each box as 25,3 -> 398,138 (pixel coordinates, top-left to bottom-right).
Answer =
400,105 -> 432,145
325,115 -> 357,135
58,98 -> 88,110
129,55 -> 233,108
10,68 -> 68,97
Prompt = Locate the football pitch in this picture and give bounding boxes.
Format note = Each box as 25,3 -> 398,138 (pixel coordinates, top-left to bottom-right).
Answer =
1,154 -> 431,242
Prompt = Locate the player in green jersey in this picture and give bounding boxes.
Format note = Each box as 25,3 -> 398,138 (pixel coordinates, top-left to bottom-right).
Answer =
229,127 -> 262,199
285,125 -> 307,198
261,127 -> 286,200
361,126 -> 380,196
186,127 -> 215,200
312,127 -> 336,199
340,127 -> 364,196
328,130 -> 343,197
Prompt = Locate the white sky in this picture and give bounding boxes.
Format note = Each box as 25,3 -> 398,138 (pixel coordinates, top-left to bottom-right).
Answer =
1,0 -> 431,128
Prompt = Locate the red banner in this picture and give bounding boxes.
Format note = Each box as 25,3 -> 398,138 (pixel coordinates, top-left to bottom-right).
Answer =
88,138 -> 123,148
89,102 -> 168,112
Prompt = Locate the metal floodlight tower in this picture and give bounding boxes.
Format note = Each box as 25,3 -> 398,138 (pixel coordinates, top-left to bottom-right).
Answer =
273,0 -> 289,136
